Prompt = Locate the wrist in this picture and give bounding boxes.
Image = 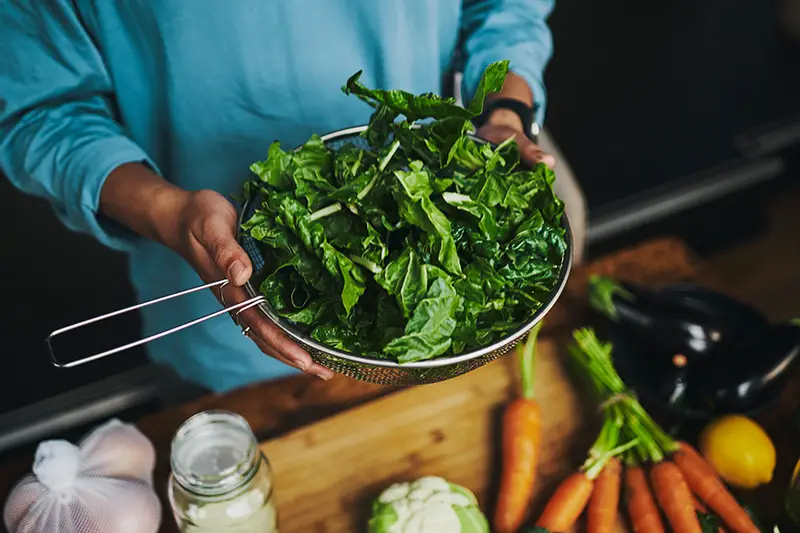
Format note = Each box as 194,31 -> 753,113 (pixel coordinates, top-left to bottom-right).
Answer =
148,183 -> 192,250
101,163 -> 191,249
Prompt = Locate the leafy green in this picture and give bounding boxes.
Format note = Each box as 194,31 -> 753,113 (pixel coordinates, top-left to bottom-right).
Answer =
241,61 -> 567,364
696,511 -> 722,533
384,276 -> 462,363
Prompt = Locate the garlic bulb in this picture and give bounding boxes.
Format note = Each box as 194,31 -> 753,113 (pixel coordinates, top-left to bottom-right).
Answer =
3,419 -> 161,533
79,419 -> 157,484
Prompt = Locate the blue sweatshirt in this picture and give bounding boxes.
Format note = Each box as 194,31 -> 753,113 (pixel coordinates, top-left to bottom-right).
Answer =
0,0 -> 554,392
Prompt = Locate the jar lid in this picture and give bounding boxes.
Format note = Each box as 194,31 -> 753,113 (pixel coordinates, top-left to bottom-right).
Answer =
170,410 -> 259,497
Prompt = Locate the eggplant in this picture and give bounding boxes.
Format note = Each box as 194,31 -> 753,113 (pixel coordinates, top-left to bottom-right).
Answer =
590,276 -> 800,421
588,276 -> 769,361
604,325 -> 705,419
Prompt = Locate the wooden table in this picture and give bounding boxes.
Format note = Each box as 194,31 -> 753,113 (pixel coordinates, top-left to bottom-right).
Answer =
0,237 -> 797,532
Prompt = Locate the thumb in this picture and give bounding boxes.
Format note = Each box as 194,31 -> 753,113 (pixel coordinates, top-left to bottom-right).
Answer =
200,215 -> 253,286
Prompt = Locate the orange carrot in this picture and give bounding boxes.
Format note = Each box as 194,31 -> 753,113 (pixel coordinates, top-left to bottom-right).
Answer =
673,442 -> 759,533
625,465 -> 665,533
691,492 -> 726,533
494,323 -> 543,533
535,471 -> 595,532
537,434 -> 638,533
587,456 -> 622,533
691,493 -> 709,514
650,461 -> 702,533
494,399 -> 541,533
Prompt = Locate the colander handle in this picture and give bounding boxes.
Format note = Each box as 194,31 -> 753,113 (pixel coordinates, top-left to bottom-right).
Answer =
46,279 -> 266,368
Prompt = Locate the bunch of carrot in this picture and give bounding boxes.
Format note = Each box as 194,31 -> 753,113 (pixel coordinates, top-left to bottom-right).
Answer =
493,326 -> 762,533
557,327 -> 762,533
535,400 -> 638,533
493,322 -> 636,533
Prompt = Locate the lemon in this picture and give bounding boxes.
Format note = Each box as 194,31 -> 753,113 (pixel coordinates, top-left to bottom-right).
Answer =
699,414 -> 776,490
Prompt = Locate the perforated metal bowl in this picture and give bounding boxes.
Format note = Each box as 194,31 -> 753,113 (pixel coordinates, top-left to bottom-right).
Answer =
236,125 -> 573,386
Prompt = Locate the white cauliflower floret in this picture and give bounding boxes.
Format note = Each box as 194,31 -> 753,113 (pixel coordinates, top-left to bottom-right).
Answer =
368,476 -> 489,533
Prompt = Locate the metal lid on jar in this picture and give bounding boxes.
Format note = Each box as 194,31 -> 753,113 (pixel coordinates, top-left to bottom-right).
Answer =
170,410 -> 260,497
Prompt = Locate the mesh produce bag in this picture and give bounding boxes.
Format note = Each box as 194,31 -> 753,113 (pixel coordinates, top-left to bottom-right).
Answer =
4,419 -> 162,533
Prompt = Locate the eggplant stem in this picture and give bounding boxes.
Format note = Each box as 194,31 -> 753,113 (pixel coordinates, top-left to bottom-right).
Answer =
588,275 -> 634,321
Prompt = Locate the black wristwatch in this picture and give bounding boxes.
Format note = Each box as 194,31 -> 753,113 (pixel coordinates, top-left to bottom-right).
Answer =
473,98 -> 539,142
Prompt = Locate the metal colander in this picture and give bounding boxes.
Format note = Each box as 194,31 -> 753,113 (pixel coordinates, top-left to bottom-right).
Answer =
47,125 -> 573,386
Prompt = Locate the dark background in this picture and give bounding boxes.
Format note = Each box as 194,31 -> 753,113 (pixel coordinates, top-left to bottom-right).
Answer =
1,0 -> 800,453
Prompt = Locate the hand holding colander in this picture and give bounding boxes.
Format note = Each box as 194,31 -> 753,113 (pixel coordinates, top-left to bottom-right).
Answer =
46,126 -> 573,386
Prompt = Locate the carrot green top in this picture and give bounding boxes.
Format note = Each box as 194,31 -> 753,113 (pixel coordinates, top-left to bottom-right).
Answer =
518,321 -> 543,400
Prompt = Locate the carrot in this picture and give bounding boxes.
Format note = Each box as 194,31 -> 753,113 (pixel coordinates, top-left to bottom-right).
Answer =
537,431 -> 638,533
587,456 -> 622,533
691,493 -> 709,514
535,471 -> 595,532
650,461 -> 702,533
625,465 -> 665,533
493,322 -> 543,533
691,492 -> 726,533
673,442 -> 759,533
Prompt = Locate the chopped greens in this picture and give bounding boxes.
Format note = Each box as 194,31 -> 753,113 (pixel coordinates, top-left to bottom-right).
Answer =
241,61 -> 567,363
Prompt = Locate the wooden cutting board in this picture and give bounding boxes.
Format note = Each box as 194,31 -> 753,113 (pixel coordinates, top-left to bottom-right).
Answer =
261,338 -> 629,533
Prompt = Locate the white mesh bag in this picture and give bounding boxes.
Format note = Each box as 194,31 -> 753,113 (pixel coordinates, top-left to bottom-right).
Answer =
4,419 -> 162,533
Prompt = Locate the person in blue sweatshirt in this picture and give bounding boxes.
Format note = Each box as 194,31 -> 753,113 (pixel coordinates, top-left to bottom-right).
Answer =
0,1 -> 586,395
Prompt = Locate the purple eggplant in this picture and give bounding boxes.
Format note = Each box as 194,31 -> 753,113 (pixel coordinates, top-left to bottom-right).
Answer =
590,277 -> 799,420
588,276 -> 770,360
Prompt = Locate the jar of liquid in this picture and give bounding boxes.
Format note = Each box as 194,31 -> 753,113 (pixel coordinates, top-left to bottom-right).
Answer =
168,410 -> 278,532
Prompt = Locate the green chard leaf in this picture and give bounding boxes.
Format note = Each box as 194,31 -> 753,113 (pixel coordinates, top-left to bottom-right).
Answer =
250,141 -> 294,190
265,194 -> 367,314
281,297 -> 338,325
391,161 -> 462,276
364,105 -> 400,148
383,276 -> 463,363
342,60 -> 508,122
374,248 -> 427,318
242,61 -> 566,365
441,191 -> 499,240
344,73 -> 471,122
465,60 -> 511,116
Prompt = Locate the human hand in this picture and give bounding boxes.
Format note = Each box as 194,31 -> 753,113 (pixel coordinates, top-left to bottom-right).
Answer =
475,107 -> 556,169
164,189 -> 334,380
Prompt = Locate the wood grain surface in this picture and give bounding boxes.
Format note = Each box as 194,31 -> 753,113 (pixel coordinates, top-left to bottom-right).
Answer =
0,237 -> 739,533
262,338 -> 619,533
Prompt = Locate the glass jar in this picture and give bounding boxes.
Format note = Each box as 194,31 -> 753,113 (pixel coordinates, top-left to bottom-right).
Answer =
168,410 -> 278,533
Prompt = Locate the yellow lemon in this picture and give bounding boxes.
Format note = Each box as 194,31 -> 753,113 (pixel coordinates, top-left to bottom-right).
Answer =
699,414 -> 776,490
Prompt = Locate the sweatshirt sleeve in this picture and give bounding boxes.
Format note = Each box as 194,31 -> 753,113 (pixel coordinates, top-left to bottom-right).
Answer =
460,0 -> 555,125
0,1 -> 158,252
